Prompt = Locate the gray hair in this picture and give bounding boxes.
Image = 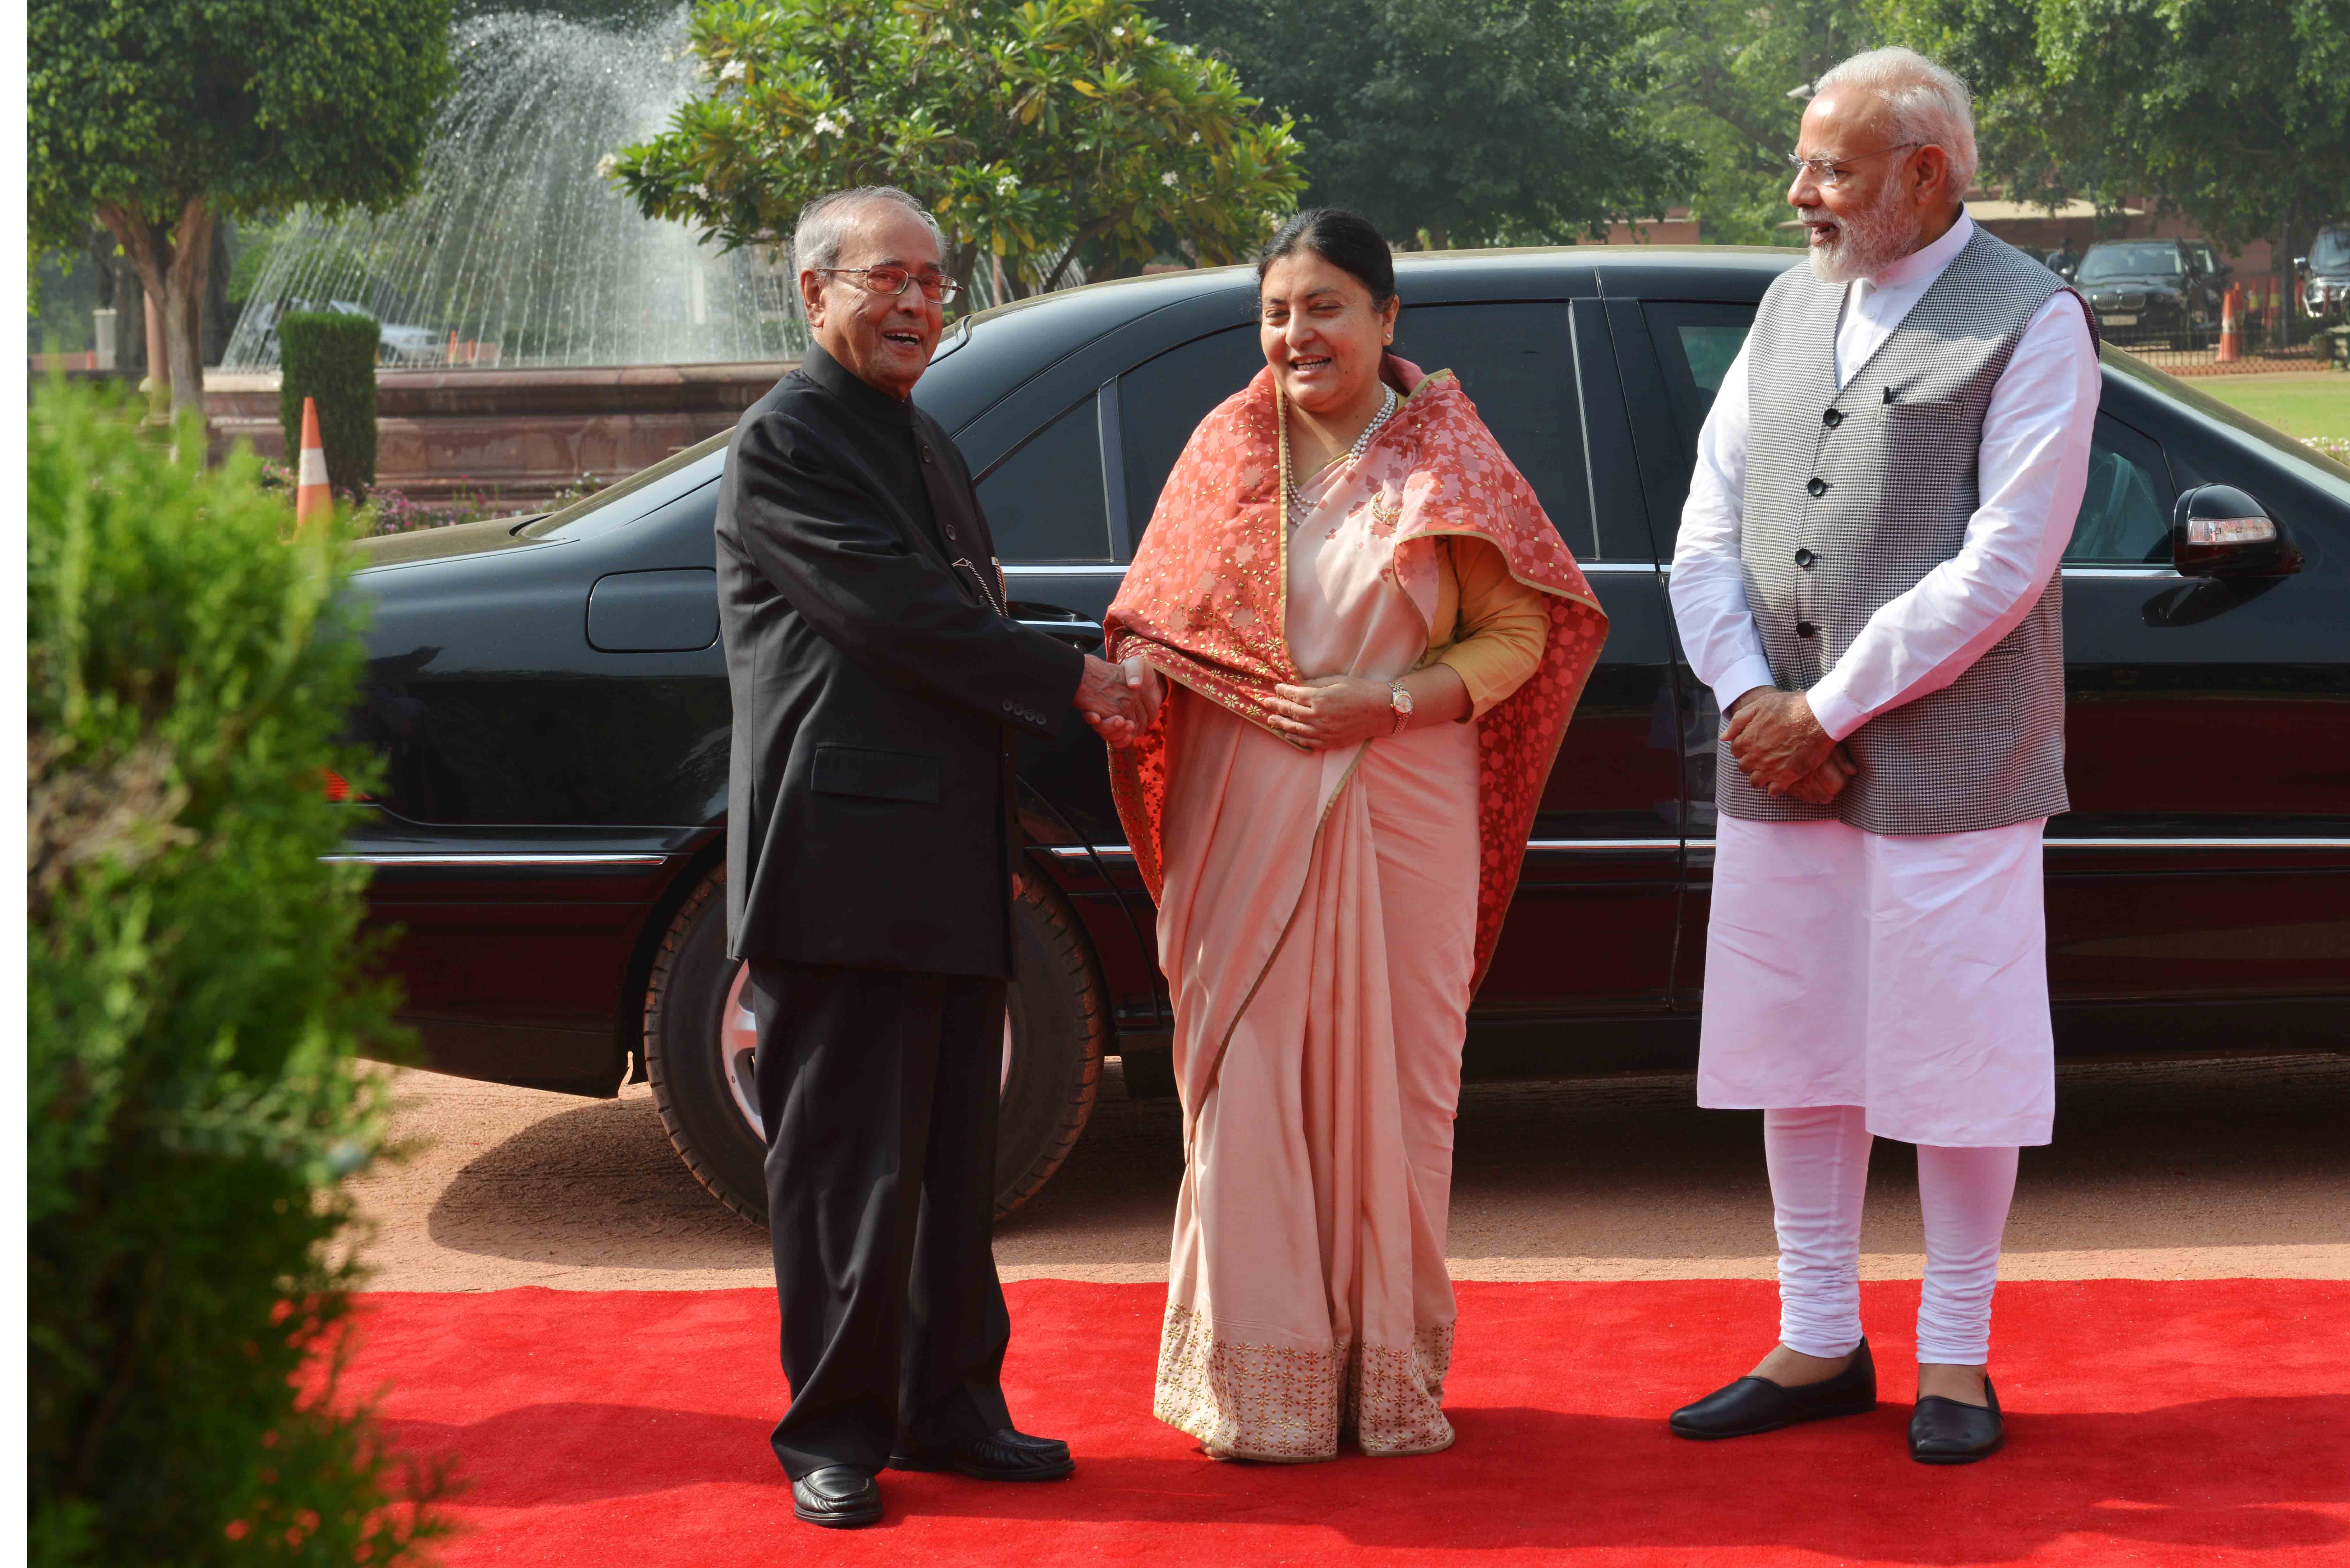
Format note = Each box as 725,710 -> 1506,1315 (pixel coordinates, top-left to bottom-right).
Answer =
791,185 -> 945,273
1812,47 -> 1978,197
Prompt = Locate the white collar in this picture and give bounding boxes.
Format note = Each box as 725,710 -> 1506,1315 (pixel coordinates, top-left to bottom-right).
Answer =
1858,210 -> 1975,300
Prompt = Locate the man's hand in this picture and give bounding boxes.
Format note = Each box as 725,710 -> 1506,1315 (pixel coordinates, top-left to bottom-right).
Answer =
1074,653 -> 1153,746
1724,688 -> 1839,797
1784,743 -> 1859,805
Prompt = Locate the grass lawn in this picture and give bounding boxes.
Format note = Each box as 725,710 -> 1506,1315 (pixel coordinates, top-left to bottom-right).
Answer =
2196,373 -> 2350,442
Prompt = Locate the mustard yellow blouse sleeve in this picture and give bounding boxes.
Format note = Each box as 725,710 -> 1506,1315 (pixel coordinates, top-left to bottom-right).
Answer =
1425,536 -> 1550,719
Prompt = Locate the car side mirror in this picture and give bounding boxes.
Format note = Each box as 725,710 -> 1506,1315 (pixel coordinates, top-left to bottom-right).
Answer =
2172,484 -> 2301,577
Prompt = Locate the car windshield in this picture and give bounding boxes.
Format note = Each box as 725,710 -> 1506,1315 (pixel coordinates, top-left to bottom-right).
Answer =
2103,347 -> 2350,503
515,430 -> 732,539
2313,228 -> 2350,271
2079,245 -> 2184,282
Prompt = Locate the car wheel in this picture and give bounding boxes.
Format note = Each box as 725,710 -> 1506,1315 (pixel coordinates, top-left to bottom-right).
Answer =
641,865 -> 1107,1226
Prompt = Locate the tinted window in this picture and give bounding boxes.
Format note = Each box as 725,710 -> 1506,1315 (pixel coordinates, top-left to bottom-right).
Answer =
2079,244 -> 2184,282
1118,327 -> 1260,536
1644,301 -> 1756,451
974,393 -> 1112,563
1117,305 -> 1588,544
2067,415 -> 2173,563
1391,304 -> 1585,539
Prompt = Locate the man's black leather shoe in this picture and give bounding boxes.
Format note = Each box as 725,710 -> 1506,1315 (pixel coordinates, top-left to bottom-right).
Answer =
889,1428 -> 1075,1481
1668,1340 -> 1878,1439
1910,1376 -> 2004,1464
791,1466 -> 883,1528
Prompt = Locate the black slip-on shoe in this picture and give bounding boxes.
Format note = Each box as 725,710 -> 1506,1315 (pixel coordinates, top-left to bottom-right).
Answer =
1668,1340 -> 1879,1440
889,1427 -> 1075,1481
791,1466 -> 883,1528
1910,1376 -> 2004,1464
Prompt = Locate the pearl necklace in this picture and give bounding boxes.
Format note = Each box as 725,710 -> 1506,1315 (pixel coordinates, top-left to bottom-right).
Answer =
1285,385 -> 1399,522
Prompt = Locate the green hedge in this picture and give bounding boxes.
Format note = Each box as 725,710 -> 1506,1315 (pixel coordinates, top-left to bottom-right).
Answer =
278,311 -> 381,496
28,384 -> 447,1567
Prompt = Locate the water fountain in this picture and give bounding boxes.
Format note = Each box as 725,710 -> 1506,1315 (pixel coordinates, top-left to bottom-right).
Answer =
211,8 -> 807,502
224,8 -> 803,371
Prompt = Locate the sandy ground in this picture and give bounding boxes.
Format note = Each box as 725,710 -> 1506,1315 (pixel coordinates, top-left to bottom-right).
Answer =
344,1052 -> 2350,1292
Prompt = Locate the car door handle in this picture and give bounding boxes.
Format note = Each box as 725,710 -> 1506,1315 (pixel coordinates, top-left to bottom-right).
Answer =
1017,618 -> 1105,645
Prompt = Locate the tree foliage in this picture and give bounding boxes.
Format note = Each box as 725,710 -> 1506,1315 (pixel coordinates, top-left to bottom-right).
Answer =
1150,0 -> 1695,247
1889,0 -> 2350,250
610,0 -> 1308,299
1638,0 -> 1879,243
28,384 -> 449,1566
29,0 -> 455,414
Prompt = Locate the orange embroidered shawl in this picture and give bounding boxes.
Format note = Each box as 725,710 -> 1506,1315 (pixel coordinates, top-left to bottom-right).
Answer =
1104,357 -> 1609,987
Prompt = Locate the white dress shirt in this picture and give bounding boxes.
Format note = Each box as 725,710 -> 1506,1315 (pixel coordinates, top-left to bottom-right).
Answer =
1669,212 -> 2102,741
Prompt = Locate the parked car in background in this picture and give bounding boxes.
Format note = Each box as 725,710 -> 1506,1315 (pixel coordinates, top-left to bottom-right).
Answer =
2077,239 -> 2229,349
335,248 -> 2350,1226
2301,226 -> 2350,323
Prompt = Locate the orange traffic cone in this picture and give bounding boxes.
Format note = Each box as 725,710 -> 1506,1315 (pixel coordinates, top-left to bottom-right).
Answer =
2216,284 -> 2240,363
294,396 -> 332,531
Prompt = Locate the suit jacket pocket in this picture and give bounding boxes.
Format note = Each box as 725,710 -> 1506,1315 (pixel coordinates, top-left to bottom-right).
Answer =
811,743 -> 945,804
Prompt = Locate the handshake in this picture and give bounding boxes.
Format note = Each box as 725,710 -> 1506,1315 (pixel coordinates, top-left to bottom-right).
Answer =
1724,688 -> 1857,805
1074,653 -> 1164,747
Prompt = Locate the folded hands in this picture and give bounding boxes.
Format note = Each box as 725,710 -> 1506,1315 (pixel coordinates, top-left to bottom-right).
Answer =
1725,688 -> 1857,805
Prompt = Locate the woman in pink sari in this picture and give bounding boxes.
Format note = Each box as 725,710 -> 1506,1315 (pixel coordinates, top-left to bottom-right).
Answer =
1102,210 -> 1608,1462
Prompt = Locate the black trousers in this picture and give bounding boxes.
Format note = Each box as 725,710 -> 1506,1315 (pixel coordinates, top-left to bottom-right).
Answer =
745,959 -> 1014,1479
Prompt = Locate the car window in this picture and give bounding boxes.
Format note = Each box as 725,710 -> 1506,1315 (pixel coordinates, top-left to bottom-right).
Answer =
517,429 -> 732,540
974,392 -> 1114,563
1116,304 -> 1588,548
1643,301 -> 1756,451
1117,326 -> 1261,537
2079,244 -> 2184,282
2066,415 -> 2173,564
2314,228 -> 2350,271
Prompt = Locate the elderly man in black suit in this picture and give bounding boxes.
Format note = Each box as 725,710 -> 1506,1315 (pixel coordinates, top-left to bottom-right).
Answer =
715,184 -> 1151,1529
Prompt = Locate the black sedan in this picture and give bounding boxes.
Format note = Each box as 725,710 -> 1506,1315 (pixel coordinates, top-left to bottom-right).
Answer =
2074,239 -> 2229,350
340,247 -> 2350,1224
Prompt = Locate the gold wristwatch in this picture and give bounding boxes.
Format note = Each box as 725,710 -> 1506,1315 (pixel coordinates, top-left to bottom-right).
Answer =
1387,681 -> 1414,734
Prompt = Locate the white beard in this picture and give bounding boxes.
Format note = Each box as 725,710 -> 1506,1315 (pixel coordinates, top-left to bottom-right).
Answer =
1800,185 -> 1923,284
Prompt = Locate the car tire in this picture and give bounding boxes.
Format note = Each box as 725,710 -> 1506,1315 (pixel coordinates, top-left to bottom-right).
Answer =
642,865 -> 1107,1227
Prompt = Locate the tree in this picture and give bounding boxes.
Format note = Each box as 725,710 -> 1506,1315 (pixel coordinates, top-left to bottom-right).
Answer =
1892,0 -> 2350,257
609,0 -> 1308,300
1149,0 -> 1695,247
29,0 -> 456,418
1638,0 -> 1880,243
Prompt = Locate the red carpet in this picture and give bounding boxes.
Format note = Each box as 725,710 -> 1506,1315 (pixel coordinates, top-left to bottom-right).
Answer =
347,1279 -> 2350,1565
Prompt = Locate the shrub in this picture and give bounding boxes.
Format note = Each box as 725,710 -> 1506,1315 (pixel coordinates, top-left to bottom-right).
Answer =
278,310 -> 381,497
28,382 -> 450,1566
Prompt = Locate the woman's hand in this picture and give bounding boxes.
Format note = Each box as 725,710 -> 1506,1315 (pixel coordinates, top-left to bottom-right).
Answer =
1267,675 -> 1394,750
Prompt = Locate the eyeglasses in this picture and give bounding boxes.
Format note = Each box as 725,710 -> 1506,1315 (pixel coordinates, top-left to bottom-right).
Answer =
814,265 -> 960,303
1785,143 -> 1923,188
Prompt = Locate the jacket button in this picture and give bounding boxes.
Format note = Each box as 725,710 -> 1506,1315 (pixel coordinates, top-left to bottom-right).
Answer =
1795,548 -> 1816,568
1796,621 -> 1817,638
1807,477 -> 1828,497
1823,409 -> 1843,428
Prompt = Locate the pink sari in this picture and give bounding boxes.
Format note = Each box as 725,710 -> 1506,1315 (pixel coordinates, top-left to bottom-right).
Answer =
1106,360 -> 1606,1458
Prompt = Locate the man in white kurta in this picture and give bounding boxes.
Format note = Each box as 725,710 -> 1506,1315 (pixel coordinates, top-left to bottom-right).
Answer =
1664,48 -> 2099,1465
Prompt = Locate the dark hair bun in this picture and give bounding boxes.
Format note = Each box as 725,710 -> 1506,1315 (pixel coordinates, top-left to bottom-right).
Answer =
1257,208 -> 1397,309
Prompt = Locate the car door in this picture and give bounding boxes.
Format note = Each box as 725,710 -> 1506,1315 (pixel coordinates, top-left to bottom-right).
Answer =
1615,296 -> 2350,1046
1109,302 -> 1687,1064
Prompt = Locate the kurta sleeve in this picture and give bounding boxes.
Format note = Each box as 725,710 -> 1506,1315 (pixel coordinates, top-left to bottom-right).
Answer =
1431,536 -> 1550,719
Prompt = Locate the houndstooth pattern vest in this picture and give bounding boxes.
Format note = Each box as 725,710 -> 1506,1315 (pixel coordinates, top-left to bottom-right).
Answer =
1718,226 -> 2094,835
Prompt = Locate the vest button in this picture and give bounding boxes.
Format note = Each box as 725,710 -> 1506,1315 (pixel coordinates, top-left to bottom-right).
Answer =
1796,621 -> 1818,638
1823,409 -> 1843,428
1807,477 -> 1828,497
1795,548 -> 1816,568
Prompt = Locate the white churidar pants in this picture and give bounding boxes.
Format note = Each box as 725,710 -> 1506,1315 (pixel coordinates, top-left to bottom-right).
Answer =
1766,1106 -> 2020,1364
1702,812 -> 2051,1366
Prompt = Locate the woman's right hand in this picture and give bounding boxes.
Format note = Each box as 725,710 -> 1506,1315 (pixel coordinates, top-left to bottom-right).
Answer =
1106,655 -> 1163,746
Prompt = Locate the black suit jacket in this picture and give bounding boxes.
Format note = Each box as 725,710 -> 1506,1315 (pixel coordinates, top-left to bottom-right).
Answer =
715,345 -> 1084,977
